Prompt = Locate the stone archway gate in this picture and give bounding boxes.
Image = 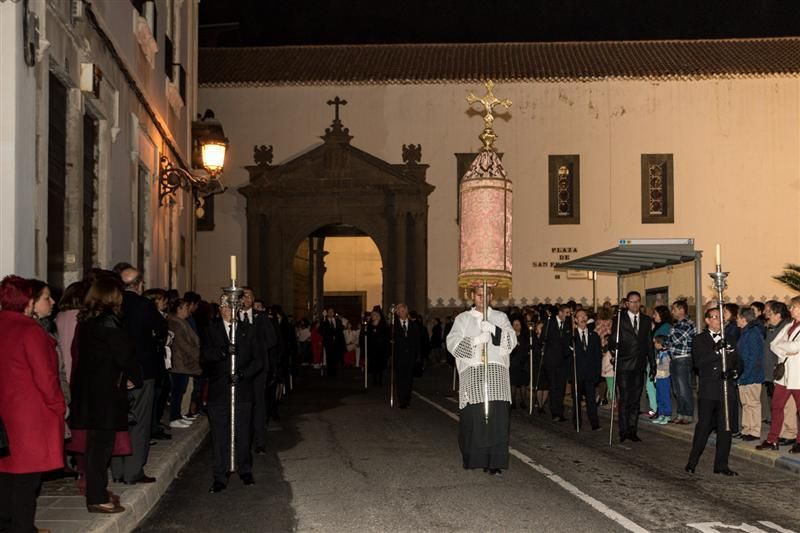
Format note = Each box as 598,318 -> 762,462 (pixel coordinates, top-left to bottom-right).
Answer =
239,111 -> 434,316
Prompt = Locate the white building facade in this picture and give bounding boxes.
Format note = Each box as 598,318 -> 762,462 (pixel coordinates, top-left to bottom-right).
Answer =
0,0 -> 201,293
196,40 -> 800,314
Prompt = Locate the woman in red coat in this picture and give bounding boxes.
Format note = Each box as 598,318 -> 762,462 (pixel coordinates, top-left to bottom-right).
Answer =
0,275 -> 66,533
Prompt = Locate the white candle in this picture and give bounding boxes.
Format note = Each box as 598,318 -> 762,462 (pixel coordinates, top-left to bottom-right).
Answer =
230,255 -> 237,282
715,244 -> 721,267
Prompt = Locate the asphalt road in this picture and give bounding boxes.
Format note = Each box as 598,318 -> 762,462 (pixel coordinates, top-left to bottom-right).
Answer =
138,366 -> 800,533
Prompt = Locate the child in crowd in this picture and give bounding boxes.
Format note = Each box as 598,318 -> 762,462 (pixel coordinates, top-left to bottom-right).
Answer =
652,335 -> 672,424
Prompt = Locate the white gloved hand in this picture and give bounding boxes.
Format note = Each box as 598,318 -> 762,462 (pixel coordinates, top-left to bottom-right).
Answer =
472,331 -> 492,346
480,321 -> 496,333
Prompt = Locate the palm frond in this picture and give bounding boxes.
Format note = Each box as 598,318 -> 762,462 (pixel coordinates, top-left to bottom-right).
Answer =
773,263 -> 800,293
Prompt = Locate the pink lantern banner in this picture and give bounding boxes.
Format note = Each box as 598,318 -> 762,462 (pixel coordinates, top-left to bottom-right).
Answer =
458,151 -> 513,292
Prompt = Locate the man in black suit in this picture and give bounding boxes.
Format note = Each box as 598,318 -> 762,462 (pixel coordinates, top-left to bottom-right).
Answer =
543,304 -> 571,422
111,266 -> 167,484
321,307 -> 346,377
393,303 -> 421,408
609,291 -> 655,442
239,288 -> 278,455
685,307 -> 741,475
572,308 -> 602,430
203,299 -> 263,493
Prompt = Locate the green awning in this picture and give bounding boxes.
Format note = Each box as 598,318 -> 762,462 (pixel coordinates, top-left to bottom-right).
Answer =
555,239 -> 698,275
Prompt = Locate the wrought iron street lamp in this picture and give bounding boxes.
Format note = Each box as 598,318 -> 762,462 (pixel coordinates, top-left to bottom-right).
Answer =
159,109 -> 229,214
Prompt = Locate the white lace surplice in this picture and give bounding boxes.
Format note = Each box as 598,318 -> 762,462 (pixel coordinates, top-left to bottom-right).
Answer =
446,307 -> 516,409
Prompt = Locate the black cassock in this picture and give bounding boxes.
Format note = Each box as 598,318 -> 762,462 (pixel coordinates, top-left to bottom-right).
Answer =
686,330 -> 741,472
202,319 -> 263,484
361,321 -> 389,385
393,318 -> 421,407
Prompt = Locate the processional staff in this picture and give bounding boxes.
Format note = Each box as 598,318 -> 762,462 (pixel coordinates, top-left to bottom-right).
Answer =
460,80 -> 514,424
570,313 -> 580,432
608,305 -> 623,447
222,255 -> 245,471
362,315 -> 369,390
389,305 -> 396,407
710,243 -> 732,431
527,322 -> 534,416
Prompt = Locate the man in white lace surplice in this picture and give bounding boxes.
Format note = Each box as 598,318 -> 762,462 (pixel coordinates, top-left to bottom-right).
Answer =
447,306 -> 517,409
446,288 -> 516,474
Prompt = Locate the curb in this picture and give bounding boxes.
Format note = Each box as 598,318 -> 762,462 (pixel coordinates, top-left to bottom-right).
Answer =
36,417 -> 208,533
606,409 -> 800,476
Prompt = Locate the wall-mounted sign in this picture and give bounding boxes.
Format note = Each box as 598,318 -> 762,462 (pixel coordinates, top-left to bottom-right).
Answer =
531,246 -> 579,268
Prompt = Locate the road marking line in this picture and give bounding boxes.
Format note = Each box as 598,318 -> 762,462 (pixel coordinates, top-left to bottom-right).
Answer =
759,522 -> 797,533
688,523 -> 768,532
412,391 -> 650,533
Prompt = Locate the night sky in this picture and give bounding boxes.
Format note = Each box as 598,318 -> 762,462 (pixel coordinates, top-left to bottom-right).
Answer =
199,0 -> 800,47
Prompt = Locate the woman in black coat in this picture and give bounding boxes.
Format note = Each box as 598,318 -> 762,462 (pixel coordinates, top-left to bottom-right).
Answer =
361,310 -> 389,386
70,276 -> 141,513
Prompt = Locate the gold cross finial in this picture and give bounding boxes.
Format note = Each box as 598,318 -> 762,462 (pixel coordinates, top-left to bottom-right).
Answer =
466,80 -> 512,150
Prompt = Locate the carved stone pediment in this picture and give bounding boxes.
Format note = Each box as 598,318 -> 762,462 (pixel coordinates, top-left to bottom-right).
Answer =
240,142 -> 433,198
240,104 -> 434,316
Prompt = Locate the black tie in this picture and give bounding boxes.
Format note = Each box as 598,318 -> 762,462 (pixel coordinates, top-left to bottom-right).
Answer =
581,331 -> 587,350
403,321 -> 408,336
633,315 -> 639,335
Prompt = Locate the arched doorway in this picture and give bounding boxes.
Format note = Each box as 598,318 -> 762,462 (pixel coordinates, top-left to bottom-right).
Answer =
291,224 -> 384,324
239,106 -> 434,316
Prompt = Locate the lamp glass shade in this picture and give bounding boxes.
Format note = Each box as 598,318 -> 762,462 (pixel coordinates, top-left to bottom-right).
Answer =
201,142 -> 226,175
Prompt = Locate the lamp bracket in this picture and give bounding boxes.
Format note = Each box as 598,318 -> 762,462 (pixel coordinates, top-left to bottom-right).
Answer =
159,155 -> 217,206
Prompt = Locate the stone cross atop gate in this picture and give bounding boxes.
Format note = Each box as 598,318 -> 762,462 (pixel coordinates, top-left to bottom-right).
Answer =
323,96 -> 352,143
327,96 -> 348,123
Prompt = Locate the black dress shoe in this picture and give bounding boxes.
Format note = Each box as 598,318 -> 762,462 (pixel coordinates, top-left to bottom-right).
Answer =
209,481 -> 226,493
740,435 -> 759,442
628,435 -> 642,443
152,431 -> 172,441
756,440 -> 779,451
591,425 -> 601,431
488,468 -> 503,477
620,435 -> 628,442
713,468 -> 738,476
255,446 -> 267,456
684,465 -> 695,474
552,416 -> 567,422
731,432 -> 743,439
789,443 -> 800,454
240,473 -> 255,486
778,438 -> 795,446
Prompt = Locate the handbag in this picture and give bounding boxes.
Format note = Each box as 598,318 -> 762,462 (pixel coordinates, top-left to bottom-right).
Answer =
774,325 -> 800,381
774,358 -> 787,381
0,416 -> 9,457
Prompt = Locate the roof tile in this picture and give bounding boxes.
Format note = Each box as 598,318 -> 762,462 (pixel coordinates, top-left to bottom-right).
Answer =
199,39 -> 800,87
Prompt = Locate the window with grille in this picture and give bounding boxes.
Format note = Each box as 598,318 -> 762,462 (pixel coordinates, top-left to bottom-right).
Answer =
641,154 -> 674,223
548,155 -> 580,225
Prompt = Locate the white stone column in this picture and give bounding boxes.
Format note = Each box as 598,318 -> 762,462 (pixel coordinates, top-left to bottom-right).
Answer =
0,4 -> 37,277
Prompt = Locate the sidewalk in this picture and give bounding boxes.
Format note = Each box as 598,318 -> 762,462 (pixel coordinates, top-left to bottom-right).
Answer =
595,403 -> 800,475
35,417 -> 208,533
